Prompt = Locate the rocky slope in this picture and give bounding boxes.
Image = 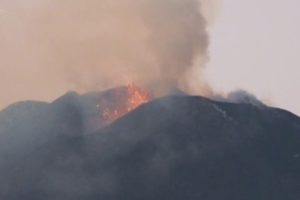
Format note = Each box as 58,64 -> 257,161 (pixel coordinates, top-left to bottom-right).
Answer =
0,91 -> 299,200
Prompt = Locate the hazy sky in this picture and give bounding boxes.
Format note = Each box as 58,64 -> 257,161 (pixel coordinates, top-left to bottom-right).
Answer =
206,0 -> 300,115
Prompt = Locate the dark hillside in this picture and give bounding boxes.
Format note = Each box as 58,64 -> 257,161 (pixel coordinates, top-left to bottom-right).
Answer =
0,94 -> 299,200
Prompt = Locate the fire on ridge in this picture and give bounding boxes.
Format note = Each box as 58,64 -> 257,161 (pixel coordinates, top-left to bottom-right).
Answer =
97,83 -> 152,126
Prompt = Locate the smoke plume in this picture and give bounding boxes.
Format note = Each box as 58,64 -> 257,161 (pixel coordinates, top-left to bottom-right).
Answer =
213,90 -> 266,106
0,0 -> 211,108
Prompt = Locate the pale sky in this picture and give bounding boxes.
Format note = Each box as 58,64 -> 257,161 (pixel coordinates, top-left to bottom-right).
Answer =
206,0 -> 300,115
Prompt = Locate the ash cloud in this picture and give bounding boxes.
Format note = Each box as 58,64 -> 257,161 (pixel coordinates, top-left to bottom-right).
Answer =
213,90 -> 266,106
226,90 -> 265,106
0,0 -> 211,107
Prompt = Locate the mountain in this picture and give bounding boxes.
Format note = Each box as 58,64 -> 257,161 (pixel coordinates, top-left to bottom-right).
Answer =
0,90 -> 299,200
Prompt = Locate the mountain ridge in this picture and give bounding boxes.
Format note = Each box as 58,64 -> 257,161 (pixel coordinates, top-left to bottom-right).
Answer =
0,91 -> 299,199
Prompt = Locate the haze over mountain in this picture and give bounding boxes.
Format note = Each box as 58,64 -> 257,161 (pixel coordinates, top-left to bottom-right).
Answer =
0,88 -> 299,200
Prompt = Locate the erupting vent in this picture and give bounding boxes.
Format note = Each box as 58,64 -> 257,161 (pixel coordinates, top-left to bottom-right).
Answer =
97,83 -> 151,126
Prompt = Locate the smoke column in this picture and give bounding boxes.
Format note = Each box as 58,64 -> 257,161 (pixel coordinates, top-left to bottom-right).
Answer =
0,0 -> 212,108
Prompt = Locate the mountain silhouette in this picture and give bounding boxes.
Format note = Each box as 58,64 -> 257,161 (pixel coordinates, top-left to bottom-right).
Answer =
0,89 -> 299,200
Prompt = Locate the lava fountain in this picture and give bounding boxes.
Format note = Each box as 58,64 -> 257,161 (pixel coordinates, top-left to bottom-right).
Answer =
96,83 -> 151,126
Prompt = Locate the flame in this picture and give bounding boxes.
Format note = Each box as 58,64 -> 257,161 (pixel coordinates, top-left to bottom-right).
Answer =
100,83 -> 151,125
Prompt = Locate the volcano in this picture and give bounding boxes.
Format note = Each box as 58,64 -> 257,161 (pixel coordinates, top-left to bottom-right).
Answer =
0,87 -> 300,200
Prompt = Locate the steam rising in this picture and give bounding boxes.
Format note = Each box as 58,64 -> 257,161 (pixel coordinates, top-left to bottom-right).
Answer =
0,0 -> 211,108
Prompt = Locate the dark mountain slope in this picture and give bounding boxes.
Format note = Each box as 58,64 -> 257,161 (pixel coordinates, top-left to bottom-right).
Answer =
0,94 -> 299,200
86,96 -> 300,200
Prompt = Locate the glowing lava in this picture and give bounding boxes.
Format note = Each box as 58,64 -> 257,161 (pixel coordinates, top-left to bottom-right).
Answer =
100,83 -> 151,125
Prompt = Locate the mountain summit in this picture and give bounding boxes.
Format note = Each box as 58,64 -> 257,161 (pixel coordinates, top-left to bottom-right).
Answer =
0,90 -> 299,200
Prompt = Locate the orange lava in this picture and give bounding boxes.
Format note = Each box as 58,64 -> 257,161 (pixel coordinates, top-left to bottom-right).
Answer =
102,83 -> 151,124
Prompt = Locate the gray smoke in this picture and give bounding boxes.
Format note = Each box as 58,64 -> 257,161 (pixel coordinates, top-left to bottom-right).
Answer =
213,89 -> 266,106
227,90 -> 265,106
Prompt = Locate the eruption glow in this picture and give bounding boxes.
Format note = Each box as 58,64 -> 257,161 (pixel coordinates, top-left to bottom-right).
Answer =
99,83 -> 151,125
